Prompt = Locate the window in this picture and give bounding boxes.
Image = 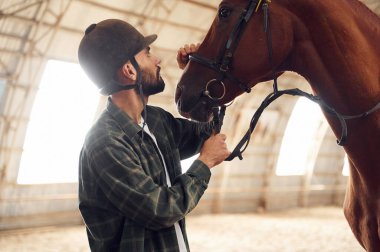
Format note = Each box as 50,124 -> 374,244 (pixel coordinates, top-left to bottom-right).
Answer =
17,60 -> 100,184
0,78 -> 6,111
276,97 -> 325,176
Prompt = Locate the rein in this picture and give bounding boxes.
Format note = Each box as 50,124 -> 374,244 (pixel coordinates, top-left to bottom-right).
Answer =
225,88 -> 380,161
190,0 -> 380,161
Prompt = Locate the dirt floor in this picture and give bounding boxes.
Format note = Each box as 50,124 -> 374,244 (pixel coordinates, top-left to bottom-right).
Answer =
0,207 -> 365,252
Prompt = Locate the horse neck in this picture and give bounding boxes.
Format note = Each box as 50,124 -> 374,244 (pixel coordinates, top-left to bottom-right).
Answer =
281,0 -> 380,114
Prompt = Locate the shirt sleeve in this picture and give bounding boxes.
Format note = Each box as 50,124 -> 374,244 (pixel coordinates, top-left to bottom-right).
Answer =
87,139 -> 211,231
159,108 -> 213,160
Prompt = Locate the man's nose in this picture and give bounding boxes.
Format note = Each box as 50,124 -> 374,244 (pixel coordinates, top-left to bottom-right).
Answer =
155,56 -> 161,65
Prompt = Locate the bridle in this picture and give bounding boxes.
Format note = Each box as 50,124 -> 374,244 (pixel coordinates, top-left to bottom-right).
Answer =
189,0 -> 266,134
188,0 -> 380,161
189,0 -> 271,158
189,0 -> 263,104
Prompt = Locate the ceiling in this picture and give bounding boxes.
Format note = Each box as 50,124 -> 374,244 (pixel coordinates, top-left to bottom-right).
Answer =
1,0 -> 379,104
0,0 -> 379,183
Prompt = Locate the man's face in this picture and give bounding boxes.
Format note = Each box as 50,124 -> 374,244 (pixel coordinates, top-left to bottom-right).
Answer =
140,64 -> 165,96
136,47 -> 165,96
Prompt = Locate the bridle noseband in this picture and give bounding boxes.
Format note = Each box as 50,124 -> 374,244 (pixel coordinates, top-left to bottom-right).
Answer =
188,0 -> 380,161
189,0 -> 266,104
189,0 -> 266,139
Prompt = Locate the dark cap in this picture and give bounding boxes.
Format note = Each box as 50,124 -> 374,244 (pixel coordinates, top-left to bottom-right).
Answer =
78,19 -> 157,94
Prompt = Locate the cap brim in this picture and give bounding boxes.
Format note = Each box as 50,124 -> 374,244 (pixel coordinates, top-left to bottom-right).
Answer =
144,34 -> 157,46
134,34 -> 158,56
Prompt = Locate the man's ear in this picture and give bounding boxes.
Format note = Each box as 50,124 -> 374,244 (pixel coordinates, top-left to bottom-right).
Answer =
120,62 -> 137,82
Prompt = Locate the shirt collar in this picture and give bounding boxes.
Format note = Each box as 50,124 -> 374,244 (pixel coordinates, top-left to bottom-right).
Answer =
105,97 -> 142,138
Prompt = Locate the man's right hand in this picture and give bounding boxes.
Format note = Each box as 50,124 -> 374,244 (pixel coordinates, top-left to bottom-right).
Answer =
177,43 -> 200,70
198,133 -> 230,168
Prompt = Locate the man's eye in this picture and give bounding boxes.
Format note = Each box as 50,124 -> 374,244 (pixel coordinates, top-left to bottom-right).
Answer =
219,7 -> 231,18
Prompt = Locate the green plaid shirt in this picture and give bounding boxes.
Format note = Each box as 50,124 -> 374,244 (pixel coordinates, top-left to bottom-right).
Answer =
79,99 -> 212,252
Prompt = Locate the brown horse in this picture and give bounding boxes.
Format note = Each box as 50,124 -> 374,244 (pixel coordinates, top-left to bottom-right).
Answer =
175,0 -> 380,251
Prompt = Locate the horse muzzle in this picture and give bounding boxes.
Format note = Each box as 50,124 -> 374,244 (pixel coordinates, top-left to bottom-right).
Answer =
175,85 -> 214,122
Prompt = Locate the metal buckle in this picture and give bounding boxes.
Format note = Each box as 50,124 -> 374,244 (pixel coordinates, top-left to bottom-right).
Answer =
203,79 -> 226,101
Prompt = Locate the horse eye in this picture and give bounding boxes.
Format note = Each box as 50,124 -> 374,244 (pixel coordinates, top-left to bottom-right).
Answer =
219,7 -> 231,18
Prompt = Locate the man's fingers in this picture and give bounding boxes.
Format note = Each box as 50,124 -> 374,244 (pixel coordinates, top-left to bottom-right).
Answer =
219,134 -> 227,141
180,43 -> 200,56
177,43 -> 201,69
190,43 -> 196,53
216,134 -> 227,143
210,131 -> 227,140
180,44 -> 187,54
178,47 -> 186,56
189,43 -> 200,53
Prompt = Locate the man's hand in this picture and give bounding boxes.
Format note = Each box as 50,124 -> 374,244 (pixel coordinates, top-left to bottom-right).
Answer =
198,133 -> 231,169
177,43 -> 200,70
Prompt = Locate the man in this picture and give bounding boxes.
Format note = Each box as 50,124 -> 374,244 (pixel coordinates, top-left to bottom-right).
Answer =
78,19 -> 230,252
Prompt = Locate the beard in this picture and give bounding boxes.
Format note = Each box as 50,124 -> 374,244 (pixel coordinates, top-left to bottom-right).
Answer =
139,66 -> 165,96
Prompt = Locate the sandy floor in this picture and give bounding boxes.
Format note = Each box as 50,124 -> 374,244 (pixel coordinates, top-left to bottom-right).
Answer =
0,207 -> 365,252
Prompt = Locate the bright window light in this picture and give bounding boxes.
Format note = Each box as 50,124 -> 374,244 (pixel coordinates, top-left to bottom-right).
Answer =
17,60 -> 100,184
276,97 -> 324,176
342,155 -> 349,176
0,78 -> 5,95
0,78 -> 6,109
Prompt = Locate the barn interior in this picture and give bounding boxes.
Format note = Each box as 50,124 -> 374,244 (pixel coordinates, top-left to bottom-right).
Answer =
0,0 -> 379,251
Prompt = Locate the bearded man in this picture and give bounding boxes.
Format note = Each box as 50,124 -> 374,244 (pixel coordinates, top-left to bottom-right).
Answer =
77,19 -> 230,252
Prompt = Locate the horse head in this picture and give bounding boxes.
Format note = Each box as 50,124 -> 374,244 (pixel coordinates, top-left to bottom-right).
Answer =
175,0 -> 293,122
